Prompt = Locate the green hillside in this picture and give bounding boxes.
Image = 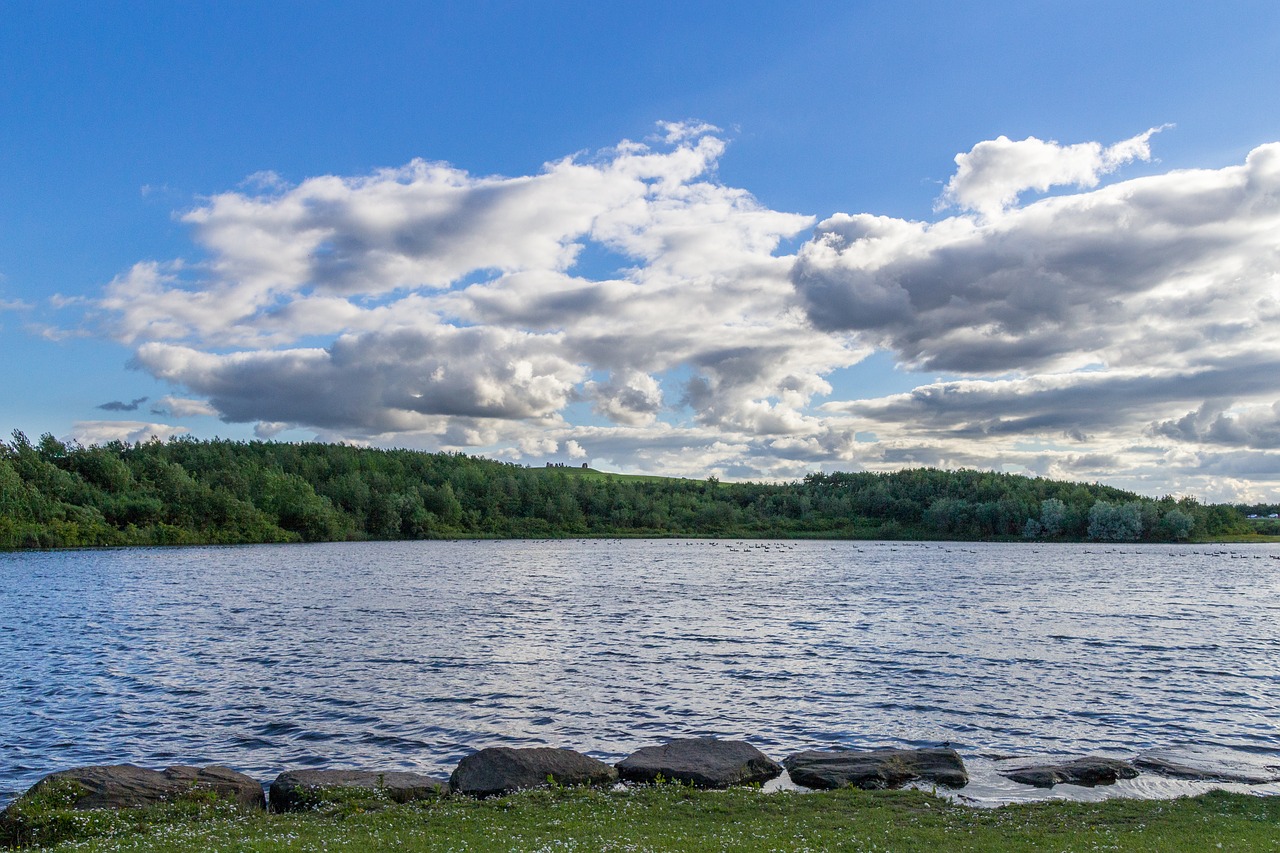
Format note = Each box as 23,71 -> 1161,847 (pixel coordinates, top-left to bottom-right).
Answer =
0,429 -> 1254,550
532,465 -> 686,485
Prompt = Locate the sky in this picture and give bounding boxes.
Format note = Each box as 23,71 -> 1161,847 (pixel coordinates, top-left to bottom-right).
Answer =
3,2 -> 1280,502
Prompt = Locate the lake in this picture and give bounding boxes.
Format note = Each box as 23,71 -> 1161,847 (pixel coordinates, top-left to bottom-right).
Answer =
2,539 -> 1279,806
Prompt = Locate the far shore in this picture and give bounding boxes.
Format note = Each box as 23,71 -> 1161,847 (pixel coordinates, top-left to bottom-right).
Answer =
5,532 -> 1280,555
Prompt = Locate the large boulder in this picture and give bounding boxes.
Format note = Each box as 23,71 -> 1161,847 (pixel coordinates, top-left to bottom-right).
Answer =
269,769 -> 447,812
9,764 -> 264,810
997,756 -> 1138,788
450,747 -> 618,797
615,738 -> 782,788
783,748 -> 968,790
1133,748 -> 1280,784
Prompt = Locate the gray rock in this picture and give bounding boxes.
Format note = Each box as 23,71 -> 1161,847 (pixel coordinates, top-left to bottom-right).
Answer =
998,756 -> 1138,788
11,764 -> 264,810
269,769 -> 447,812
450,747 -> 618,797
615,738 -> 782,788
1133,748 -> 1280,784
783,748 -> 968,790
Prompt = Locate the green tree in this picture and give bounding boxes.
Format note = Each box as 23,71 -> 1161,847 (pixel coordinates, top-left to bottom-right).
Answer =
1087,501 -> 1143,541
1039,498 -> 1067,537
1158,508 -> 1195,540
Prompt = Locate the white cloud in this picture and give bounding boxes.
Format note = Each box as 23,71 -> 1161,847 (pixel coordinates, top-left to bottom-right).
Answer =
254,421 -> 290,439
68,420 -> 190,446
516,436 -> 559,458
133,323 -> 587,430
89,124 -> 1280,497
150,395 -> 218,417
29,322 -> 90,341
656,120 -> 722,144
585,371 -> 665,426
1152,400 -> 1280,449
104,124 -> 842,447
796,141 -> 1280,374
939,127 -> 1166,217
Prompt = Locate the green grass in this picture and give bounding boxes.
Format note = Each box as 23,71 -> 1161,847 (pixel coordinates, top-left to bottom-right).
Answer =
4,785 -> 1279,852
531,465 -> 686,485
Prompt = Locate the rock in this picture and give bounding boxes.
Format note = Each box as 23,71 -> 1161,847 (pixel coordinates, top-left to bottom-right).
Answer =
269,769 -> 447,812
783,748 -> 968,790
998,756 -> 1138,788
615,738 -> 782,788
450,747 -> 618,797
10,764 -> 264,810
1133,748 -> 1280,784
158,766 -> 265,809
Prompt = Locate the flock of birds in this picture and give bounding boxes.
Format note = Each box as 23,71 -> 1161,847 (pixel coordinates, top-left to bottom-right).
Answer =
508,539 -> 1280,559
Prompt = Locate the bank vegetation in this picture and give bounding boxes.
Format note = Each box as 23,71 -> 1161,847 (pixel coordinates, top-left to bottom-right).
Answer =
0,430 -> 1260,550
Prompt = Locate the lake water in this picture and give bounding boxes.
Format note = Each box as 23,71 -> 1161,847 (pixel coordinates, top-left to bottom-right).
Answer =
2,539 -> 1279,806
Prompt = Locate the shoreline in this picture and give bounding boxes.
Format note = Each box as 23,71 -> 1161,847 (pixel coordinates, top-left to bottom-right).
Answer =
4,783 -> 1278,852
5,533 -> 1280,555
6,740 -> 1279,812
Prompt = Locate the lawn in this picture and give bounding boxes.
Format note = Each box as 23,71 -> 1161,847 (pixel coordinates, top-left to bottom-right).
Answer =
4,783 -> 1278,852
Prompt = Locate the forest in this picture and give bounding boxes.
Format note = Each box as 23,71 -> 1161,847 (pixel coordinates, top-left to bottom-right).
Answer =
0,430 -> 1256,550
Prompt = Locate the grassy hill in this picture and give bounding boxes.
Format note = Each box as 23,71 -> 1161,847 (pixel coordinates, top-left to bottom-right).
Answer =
531,465 -> 690,485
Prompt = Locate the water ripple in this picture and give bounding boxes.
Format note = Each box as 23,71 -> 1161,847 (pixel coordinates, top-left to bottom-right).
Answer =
1,539 -> 1278,805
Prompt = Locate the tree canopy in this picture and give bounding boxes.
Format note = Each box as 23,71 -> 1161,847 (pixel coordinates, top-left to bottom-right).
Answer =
0,430 -> 1251,550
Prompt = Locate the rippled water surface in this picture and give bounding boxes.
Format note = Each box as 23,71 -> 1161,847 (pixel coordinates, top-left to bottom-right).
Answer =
3,539 -> 1279,805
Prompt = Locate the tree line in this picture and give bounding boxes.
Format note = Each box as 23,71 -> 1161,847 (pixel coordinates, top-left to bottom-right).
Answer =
0,430 -> 1255,550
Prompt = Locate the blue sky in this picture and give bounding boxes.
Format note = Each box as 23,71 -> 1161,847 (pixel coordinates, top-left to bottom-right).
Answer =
3,2 -> 1280,500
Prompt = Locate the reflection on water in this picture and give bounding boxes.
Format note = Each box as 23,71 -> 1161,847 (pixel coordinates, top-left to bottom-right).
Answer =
2,539 -> 1278,805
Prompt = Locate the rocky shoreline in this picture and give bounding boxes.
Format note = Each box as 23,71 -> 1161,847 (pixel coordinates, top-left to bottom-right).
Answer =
5,738 -> 1278,820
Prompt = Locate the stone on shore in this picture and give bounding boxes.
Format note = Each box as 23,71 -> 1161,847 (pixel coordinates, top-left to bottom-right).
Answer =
997,756 -> 1138,788
9,764 -> 264,811
450,747 -> 618,797
615,738 -> 782,788
783,748 -> 968,790
1133,748 -> 1280,784
269,769 -> 447,812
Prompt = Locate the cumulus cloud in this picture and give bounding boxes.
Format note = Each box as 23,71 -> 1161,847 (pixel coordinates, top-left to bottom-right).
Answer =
133,324 -> 586,430
88,123 -> 1280,498
69,421 -> 190,446
787,133 -> 1280,498
585,371 -> 665,426
254,421 -> 290,439
516,435 -> 559,458
939,127 -> 1165,216
102,123 -> 841,447
1153,401 -> 1280,449
826,361 -> 1280,444
150,395 -> 218,417
795,140 -> 1280,375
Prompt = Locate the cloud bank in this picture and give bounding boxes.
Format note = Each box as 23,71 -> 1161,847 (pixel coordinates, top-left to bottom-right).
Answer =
85,125 -> 1280,500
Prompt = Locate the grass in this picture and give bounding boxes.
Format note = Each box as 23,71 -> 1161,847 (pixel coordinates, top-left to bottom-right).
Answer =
531,466 -> 685,485
4,784 -> 1279,852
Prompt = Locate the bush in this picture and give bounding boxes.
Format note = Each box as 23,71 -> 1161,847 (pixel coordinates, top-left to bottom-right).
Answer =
1087,501 -> 1143,541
